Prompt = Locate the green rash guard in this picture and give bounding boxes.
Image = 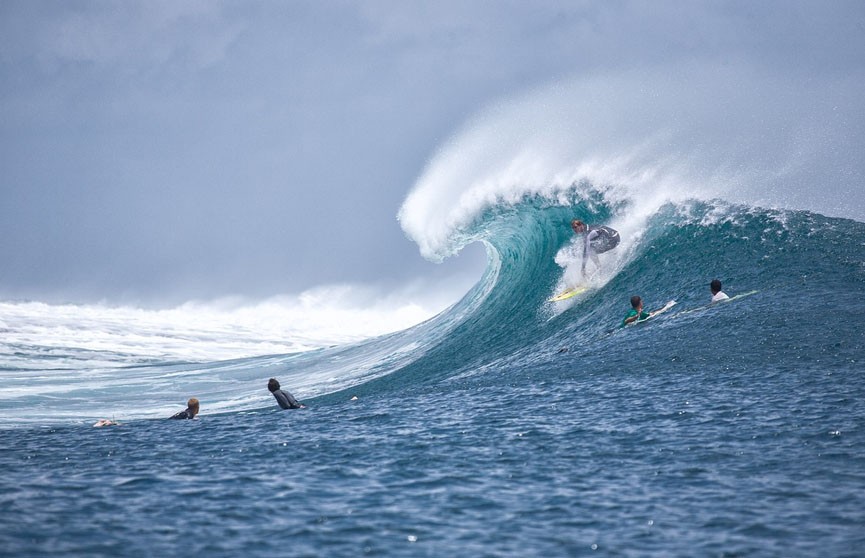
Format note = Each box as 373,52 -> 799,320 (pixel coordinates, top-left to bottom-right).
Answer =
622,308 -> 650,327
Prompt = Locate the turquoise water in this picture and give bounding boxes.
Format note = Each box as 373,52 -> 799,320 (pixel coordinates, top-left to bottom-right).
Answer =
2,199 -> 864,556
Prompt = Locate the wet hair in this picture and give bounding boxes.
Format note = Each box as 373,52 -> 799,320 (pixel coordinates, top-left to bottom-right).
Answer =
268,378 -> 280,393
710,279 -> 722,294
187,398 -> 200,416
630,295 -> 642,309
571,219 -> 585,230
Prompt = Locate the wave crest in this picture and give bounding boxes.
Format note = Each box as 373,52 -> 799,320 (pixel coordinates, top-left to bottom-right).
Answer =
399,64 -> 865,261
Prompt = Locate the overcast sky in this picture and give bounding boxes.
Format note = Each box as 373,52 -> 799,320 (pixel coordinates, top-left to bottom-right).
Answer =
1,1 -> 863,306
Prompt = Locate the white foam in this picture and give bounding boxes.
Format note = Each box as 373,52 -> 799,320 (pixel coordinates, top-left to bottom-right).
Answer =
0,282 -> 457,369
399,64 -> 865,261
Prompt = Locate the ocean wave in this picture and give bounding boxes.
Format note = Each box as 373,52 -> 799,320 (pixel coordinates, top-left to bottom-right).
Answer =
2,194 -> 863,426
398,64 -> 864,261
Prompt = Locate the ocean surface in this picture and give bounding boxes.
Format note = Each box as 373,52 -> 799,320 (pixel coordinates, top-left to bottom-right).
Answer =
2,194 -> 865,557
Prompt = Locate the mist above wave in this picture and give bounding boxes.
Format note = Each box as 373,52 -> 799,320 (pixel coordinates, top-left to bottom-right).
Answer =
399,63 -> 864,261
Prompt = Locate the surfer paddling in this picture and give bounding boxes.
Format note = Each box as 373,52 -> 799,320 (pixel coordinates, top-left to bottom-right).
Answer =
571,220 -> 620,277
710,279 -> 729,302
622,295 -> 675,326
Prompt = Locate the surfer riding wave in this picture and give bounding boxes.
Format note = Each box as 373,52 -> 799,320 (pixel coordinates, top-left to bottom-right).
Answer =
571,219 -> 620,277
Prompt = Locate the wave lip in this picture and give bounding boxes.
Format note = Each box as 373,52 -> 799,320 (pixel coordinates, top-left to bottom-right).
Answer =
399,65 -> 865,264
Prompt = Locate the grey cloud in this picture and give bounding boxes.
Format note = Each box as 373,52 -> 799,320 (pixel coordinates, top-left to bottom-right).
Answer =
1,1 -> 863,305
21,1 -> 240,69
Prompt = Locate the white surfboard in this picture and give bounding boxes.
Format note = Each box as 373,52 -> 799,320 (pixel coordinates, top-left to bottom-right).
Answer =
679,290 -> 759,315
630,300 -> 677,325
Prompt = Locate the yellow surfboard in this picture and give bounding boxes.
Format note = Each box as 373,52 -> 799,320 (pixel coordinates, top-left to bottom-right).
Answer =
548,286 -> 590,302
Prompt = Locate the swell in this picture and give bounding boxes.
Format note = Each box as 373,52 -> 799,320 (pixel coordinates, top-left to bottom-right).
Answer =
3,193 -> 864,426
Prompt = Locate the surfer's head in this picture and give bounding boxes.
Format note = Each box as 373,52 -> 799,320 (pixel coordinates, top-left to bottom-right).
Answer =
630,295 -> 642,310
268,378 -> 280,393
571,219 -> 586,233
186,398 -> 199,417
710,279 -> 722,294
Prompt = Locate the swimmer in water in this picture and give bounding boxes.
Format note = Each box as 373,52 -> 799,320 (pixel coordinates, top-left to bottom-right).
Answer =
268,378 -> 305,410
169,398 -> 199,420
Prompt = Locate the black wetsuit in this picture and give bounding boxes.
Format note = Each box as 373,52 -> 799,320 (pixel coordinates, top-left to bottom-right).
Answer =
170,409 -> 195,419
272,389 -> 303,410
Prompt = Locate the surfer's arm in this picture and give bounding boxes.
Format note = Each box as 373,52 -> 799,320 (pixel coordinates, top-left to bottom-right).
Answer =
581,236 -> 589,272
648,301 -> 675,317
622,310 -> 644,325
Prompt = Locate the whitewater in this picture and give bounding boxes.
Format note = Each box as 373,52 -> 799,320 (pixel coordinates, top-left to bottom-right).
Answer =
2,68 -> 864,556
